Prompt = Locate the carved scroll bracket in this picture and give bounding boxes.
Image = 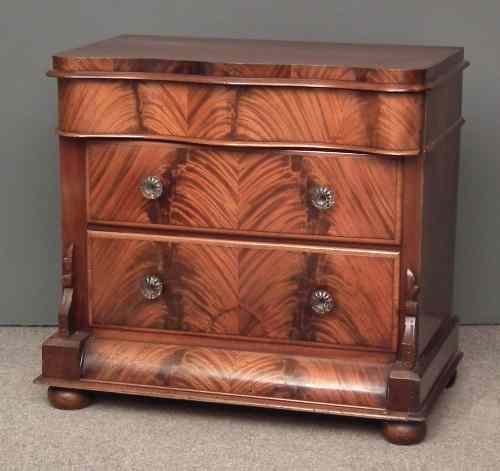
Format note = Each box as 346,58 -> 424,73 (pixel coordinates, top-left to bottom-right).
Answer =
400,268 -> 420,370
58,244 -> 75,336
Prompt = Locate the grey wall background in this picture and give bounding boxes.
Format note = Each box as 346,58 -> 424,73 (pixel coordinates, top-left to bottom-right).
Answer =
1,1 -> 498,325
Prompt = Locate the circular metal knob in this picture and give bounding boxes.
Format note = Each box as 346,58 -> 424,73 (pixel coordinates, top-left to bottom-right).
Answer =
140,176 -> 163,200
310,186 -> 335,211
141,275 -> 163,300
310,289 -> 335,315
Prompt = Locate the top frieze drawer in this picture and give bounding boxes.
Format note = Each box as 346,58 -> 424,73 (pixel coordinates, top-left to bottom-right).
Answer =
57,79 -> 425,155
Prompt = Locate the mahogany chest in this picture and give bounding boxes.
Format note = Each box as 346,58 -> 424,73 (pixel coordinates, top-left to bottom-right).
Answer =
37,35 -> 468,445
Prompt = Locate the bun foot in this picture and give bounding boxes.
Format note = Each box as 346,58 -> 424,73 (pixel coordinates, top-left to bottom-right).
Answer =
48,387 -> 92,410
382,421 -> 426,445
446,371 -> 457,388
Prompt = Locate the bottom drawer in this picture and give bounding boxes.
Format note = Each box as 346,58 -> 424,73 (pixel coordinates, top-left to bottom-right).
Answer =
82,337 -> 392,409
88,231 -> 400,351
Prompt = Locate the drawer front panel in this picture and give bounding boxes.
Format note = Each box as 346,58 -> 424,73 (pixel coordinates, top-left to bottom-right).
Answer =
82,338 -> 391,408
88,141 -> 401,242
88,233 -> 400,350
60,79 -> 424,153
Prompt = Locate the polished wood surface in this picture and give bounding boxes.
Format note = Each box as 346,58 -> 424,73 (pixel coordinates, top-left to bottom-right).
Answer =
37,336 -> 459,423
37,373 -> 410,421
417,76 -> 463,354
59,79 -> 424,153
58,244 -> 74,336
90,325 -> 398,358
40,36 -> 467,445
48,386 -> 92,410
82,337 -> 390,408
386,315 -> 460,413
382,421 -> 426,445
52,35 -> 464,88
399,268 -> 420,370
59,138 -> 89,330
88,141 -> 402,242
416,318 -> 459,402
88,233 -> 400,350
42,331 -> 90,380
48,65 -> 469,94
59,130 -> 423,157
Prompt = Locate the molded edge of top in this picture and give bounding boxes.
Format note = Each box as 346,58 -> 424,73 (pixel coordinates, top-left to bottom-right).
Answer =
50,35 -> 468,92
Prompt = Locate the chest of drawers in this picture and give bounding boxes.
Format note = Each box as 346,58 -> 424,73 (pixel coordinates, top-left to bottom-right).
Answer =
37,35 -> 468,444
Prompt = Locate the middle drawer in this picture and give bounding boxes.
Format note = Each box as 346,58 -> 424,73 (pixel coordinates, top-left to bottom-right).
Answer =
88,231 -> 400,351
87,141 -> 402,243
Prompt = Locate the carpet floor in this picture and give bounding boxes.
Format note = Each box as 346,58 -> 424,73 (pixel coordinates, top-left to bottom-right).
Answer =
0,326 -> 499,471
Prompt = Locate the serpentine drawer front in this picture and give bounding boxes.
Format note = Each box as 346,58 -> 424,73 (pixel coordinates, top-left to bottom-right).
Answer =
87,141 -> 402,243
39,35 -> 467,445
87,232 -> 400,350
59,80 -> 424,154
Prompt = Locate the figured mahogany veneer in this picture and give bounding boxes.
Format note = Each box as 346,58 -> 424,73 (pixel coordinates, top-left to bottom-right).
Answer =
58,79 -> 424,153
87,141 -> 402,243
82,337 -> 391,409
51,35 -> 464,89
88,232 -> 400,350
39,36 -> 467,445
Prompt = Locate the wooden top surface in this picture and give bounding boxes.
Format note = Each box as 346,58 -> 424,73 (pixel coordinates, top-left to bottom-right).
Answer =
56,35 -> 462,70
52,35 -> 465,88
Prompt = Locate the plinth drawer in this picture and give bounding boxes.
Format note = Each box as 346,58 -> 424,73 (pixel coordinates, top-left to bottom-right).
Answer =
87,141 -> 402,243
88,231 -> 400,351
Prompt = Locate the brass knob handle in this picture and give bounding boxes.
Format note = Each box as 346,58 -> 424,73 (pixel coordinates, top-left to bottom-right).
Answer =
310,289 -> 335,315
141,275 -> 163,300
310,186 -> 335,211
140,176 -> 163,200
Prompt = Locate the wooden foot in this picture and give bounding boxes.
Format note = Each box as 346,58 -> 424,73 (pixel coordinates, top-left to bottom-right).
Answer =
382,421 -> 426,445
446,370 -> 457,389
48,387 -> 92,410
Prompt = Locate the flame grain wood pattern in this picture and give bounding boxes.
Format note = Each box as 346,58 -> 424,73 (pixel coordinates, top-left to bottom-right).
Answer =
87,141 -> 401,242
88,234 -> 399,350
59,79 -> 424,152
82,337 -> 391,408
52,35 -> 465,89
41,36 -> 467,444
